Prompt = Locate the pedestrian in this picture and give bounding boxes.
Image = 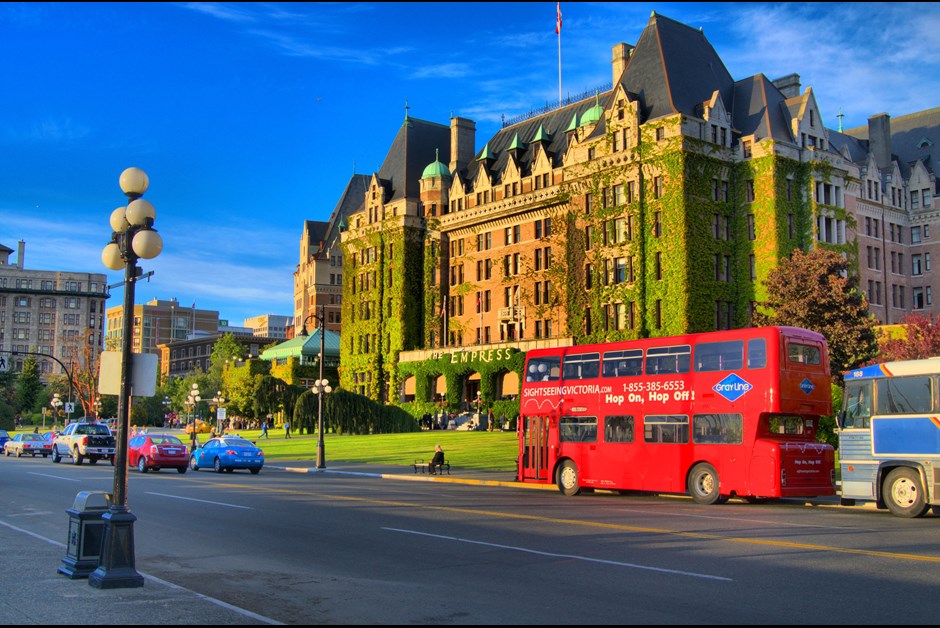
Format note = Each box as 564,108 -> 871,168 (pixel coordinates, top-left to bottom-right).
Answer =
284,420 -> 291,439
260,420 -> 269,439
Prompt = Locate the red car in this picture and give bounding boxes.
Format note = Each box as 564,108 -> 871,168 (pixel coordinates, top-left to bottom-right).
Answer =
128,433 -> 188,473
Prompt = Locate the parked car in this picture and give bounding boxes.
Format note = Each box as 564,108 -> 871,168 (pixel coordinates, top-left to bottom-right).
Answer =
183,419 -> 211,435
4,433 -> 53,457
0,430 -> 10,449
189,436 -> 264,474
129,433 -> 188,474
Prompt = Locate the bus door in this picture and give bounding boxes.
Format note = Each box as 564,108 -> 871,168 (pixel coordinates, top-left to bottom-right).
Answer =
522,415 -> 550,481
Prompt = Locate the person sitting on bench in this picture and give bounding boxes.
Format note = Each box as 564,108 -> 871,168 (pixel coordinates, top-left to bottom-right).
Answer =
429,444 -> 445,475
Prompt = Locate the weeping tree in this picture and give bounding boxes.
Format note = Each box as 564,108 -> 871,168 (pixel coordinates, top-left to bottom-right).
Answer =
293,388 -> 420,436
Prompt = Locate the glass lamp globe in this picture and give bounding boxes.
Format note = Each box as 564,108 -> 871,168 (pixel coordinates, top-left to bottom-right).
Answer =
101,242 -> 124,270
119,167 -> 149,197
126,198 -> 156,226
132,229 -> 163,259
110,207 -> 129,232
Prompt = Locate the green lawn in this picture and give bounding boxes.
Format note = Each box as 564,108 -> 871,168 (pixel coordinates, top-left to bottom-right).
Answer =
217,429 -> 519,471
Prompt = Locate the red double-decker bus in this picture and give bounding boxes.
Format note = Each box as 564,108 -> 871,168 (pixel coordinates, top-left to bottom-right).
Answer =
517,326 -> 835,503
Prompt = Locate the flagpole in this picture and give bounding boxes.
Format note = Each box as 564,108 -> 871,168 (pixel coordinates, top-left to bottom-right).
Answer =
557,2 -> 562,105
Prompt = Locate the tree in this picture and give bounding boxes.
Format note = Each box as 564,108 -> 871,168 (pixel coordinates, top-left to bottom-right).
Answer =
753,248 -> 878,381
60,329 -> 104,418
15,355 -> 43,413
208,333 -> 246,392
876,313 -> 940,362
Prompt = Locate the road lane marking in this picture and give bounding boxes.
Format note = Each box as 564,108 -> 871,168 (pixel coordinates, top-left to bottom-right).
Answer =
27,472 -> 80,482
191,479 -> 940,565
145,492 -> 251,509
384,527 -> 733,581
0,520 -> 282,625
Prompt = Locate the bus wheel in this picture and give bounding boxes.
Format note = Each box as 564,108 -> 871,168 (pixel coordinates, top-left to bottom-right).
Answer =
688,463 -> 722,505
884,467 -> 929,518
557,461 -> 581,496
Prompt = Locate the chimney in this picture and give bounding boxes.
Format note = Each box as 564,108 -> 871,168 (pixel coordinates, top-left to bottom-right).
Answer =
449,116 -> 476,176
868,113 -> 892,171
611,43 -> 633,84
772,74 -> 801,99
17,240 -> 25,269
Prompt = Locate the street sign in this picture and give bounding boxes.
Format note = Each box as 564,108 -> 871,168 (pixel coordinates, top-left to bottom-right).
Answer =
0,355 -> 7,372
65,402 -> 75,414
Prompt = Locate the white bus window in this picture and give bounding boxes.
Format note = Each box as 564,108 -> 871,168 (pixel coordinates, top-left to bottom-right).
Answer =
876,377 -> 932,415
602,349 -> 643,377
560,416 -> 598,443
604,416 -> 634,443
643,415 -> 689,444
526,357 -> 560,382
693,413 -> 743,444
562,353 -> 600,380
843,381 -> 872,428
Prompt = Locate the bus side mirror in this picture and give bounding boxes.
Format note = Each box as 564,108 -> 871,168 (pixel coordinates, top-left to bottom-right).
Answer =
836,411 -> 846,430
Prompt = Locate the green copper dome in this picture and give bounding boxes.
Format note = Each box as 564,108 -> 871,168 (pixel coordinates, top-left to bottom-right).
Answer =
421,149 -> 451,180
580,92 -> 604,127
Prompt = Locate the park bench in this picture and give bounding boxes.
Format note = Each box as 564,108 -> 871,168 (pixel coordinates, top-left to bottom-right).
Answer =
414,459 -> 451,475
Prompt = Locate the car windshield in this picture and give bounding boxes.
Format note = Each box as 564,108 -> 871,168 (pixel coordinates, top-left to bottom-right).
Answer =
223,438 -> 254,448
151,436 -> 183,445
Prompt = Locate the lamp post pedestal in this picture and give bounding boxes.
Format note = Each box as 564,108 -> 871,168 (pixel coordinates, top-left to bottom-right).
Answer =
87,508 -> 143,589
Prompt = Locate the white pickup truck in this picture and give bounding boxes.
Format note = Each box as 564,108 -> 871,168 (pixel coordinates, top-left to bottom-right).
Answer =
52,422 -> 116,465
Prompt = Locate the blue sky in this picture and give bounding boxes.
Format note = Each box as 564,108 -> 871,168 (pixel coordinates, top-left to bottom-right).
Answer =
3,2 -> 939,326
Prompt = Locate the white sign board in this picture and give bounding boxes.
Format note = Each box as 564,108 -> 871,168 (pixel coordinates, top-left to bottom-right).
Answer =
217,407 -> 227,422
98,351 -> 159,397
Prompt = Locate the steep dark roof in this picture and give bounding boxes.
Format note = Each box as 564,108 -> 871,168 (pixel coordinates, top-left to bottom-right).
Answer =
323,174 -> 369,245
376,118 -> 451,202
619,12 -> 735,123
732,74 -> 795,141
842,107 -> 940,182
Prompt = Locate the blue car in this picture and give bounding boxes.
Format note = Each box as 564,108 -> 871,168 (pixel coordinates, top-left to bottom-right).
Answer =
189,436 -> 264,474
0,430 -> 10,449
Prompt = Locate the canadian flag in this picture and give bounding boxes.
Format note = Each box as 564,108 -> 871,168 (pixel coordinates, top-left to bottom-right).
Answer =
555,2 -> 562,35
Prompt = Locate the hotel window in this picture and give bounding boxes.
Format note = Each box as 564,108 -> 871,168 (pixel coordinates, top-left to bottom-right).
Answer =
654,176 -> 664,199
745,180 -> 755,203
656,127 -> 665,141
913,254 -> 923,276
614,184 -> 625,206
654,212 -> 662,237
743,140 -> 752,158
912,226 -> 923,244
747,214 -> 755,240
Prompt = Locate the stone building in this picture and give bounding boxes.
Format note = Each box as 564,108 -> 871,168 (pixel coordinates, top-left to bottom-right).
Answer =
0,240 -> 108,380
313,12 -> 938,407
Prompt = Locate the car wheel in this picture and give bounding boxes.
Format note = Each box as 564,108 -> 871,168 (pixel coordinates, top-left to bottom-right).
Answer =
89,456 -> 99,465
110,455 -> 115,466
138,457 -> 148,474
15,450 -> 22,458
214,457 -> 223,473
189,456 -> 199,471
177,466 -> 187,474
73,447 -> 83,465
42,453 -> 48,458
52,448 -> 61,463
250,468 -> 261,475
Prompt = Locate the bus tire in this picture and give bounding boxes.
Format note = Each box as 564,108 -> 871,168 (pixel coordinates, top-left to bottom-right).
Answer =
557,460 -> 581,496
883,467 -> 929,518
688,463 -> 722,505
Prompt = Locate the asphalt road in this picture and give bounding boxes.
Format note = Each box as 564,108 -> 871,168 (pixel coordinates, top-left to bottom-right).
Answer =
2,454 -> 940,624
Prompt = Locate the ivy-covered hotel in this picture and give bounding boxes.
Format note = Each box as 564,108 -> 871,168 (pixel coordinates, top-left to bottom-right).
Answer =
293,12 -> 939,411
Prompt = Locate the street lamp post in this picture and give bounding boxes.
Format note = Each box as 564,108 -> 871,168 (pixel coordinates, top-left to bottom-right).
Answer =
214,391 -> 226,434
162,396 -> 170,428
187,384 -> 201,451
51,393 -> 63,426
299,306 -> 330,469
90,167 -> 162,590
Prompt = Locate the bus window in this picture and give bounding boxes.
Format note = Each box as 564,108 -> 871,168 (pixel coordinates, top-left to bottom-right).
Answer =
562,353 -> 600,380
526,356 -> 560,382
646,345 -> 691,375
842,381 -> 872,428
694,340 -> 744,372
559,416 -> 597,443
692,413 -> 743,444
875,376 -> 932,415
604,416 -> 634,443
602,349 -> 643,377
747,338 -> 767,369
643,415 -> 689,443
768,415 -> 805,435
787,343 -> 820,365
